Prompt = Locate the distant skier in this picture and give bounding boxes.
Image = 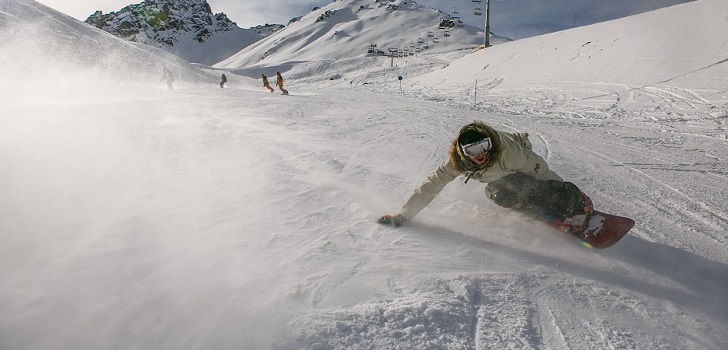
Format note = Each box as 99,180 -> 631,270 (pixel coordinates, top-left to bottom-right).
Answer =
161,67 -> 175,91
220,73 -> 227,88
262,74 -> 274,92
275,71 -> 289,95
377,121 -> 593,233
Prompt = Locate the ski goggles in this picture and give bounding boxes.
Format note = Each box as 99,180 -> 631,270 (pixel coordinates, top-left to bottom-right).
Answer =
461,137 -> 492,157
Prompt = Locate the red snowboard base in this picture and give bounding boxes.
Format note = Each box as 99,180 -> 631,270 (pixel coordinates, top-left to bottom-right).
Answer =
564,210 -> 634,249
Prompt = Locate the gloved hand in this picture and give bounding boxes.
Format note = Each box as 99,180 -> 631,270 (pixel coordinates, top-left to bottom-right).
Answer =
377,214 -> 407,227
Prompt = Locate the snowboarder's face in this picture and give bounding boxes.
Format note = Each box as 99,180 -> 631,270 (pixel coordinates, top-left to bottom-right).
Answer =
467,152 -> 489,165
461,137 -> 492,165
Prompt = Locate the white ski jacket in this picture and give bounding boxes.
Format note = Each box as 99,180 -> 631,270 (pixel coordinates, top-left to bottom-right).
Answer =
398,128 -> 563,220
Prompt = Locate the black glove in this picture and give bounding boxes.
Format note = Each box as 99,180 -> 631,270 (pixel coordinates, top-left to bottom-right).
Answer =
377,214 -> 407,227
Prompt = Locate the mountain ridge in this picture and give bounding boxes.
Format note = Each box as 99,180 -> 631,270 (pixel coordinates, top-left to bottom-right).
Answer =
84,0 -> 283,65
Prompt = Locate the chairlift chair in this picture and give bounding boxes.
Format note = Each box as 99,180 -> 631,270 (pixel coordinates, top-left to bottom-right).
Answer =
427,31 -> 434,38
452,11 -> 461,20
474,7 -> 482,16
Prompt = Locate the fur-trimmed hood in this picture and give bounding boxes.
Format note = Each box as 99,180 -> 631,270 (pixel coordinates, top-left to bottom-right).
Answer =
449,121 -> 503,173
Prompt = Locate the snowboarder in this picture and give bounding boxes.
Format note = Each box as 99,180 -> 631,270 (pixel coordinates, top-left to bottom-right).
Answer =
262,74 -> 274,92
378,121 -> 593,233
161,67 -> 175,91
220,73 -> 227,88
275,71 -> 289,95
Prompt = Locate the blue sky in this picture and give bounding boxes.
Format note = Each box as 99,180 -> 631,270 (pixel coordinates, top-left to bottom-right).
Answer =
36,0 -> 693,40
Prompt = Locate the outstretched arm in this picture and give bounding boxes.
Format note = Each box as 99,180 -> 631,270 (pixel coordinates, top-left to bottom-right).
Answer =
379,160 -> 460,226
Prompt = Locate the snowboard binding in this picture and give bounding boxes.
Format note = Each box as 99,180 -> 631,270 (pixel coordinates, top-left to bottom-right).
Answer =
550,192 -> 594,235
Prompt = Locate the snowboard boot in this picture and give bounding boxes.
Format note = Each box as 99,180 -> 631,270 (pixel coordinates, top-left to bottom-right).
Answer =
550,192 -> 593,234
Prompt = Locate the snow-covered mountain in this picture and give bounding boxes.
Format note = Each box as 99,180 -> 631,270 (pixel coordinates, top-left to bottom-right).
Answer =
2,0 -> 728,349
215,0 -> 508,71
85,0 -> 283,65
0,0 -> 222,99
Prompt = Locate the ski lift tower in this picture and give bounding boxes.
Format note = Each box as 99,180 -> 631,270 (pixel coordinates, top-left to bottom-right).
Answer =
484,0 -> 491,47
472,0 -> 490,47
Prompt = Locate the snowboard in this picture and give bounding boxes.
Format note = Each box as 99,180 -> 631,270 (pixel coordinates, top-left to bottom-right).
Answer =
555,211 -> 634,249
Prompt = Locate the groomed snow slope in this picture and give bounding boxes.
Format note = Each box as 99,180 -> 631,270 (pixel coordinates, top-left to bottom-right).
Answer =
1,0 -> 727,349
413,0 -> 728,90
